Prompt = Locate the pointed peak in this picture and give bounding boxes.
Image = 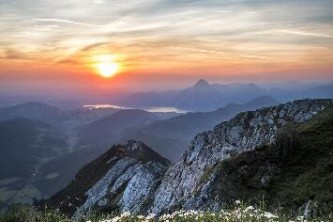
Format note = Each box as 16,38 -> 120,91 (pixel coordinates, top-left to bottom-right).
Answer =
193,79 -> 210,88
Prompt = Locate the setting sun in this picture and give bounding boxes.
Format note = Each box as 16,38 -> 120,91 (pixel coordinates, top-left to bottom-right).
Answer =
96,62 -> 119,78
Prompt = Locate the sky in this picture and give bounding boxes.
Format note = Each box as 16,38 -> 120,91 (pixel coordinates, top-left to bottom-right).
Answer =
0,0 -> 333,93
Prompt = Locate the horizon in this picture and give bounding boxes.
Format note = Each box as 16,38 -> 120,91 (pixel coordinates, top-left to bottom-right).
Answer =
1,0 -> 333,94
1,78 -> 333,98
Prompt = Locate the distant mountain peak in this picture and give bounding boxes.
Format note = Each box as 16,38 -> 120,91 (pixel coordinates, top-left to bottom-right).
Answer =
245,96 -> 279,107
193,79 -> 210,88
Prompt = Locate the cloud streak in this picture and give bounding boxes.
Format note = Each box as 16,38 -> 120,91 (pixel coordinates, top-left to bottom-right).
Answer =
33,18 -> 103,28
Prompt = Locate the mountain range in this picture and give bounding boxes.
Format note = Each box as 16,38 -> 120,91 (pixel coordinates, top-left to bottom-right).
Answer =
1,79 -> 333,213
122,96 -> 279,161
46,99 -> 333,218
110,79 -> 333,112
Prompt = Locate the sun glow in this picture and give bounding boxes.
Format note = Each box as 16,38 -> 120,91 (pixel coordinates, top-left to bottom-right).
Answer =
96,62 -> 119,78
92,55 -> 120,78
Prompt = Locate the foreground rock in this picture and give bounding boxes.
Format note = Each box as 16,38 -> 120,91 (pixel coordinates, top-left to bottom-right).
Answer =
46,141 -> 170,217
150,99 -> 333,214
48,99 -> 333,218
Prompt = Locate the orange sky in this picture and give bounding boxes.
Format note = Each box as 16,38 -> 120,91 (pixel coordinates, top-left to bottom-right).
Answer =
1,0 -> 333,93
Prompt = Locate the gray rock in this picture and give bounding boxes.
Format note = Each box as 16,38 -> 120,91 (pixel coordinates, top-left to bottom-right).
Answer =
150,99 -> 333,214
72,142 -> 169,220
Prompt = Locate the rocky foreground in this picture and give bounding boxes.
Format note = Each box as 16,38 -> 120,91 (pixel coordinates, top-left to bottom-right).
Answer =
46,99 -> 333,220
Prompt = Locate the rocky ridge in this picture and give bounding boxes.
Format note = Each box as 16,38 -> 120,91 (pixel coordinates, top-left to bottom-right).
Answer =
149,99 -> 333,214
46,140 -> 170,217
49,99 -> 333,218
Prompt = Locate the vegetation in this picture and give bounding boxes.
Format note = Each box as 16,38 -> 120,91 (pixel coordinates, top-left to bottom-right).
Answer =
195,108 -> 333,217
0,205 -> 69,222
0,202 -> 332,222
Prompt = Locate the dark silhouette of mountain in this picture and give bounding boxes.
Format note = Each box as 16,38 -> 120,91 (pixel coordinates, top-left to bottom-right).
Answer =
0,102 -> 64,124
76,109 -> 160,150
124,96 -> 279,161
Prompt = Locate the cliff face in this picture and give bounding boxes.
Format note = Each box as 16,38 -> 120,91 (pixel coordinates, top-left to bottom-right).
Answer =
149,99 -> 333,214
46,140 -> 170,217
49,99 -> 333,218
185,106 -> 333,217
73,158 -> 167,219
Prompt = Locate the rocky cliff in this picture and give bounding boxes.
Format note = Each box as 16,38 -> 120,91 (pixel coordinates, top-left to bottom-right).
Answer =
46,140 -> 170,217
48,99 -> 333,218
150,99 -> 333,214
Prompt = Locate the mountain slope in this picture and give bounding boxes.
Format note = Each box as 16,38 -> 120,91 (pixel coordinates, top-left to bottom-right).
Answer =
0,118 -> 66,208
188,107 -> 333,215
126,96 -> 279,161
269,83 -> 333,103
0,102 -> 64,124
77,109 -> 160,150
46,141 -> 170,216
150,99 -> 333,214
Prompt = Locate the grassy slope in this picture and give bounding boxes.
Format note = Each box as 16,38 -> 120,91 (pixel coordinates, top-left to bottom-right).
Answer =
205,108 -> 333,214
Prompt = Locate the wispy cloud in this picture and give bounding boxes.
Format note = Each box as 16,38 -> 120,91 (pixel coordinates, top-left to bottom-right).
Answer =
269,29 -> 332,38
0,0 -> 333,80
33,18 -> 103,28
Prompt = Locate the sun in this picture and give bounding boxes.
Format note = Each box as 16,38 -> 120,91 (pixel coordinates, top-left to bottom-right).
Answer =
91,55 -> 120,78
95,62 -> 119,78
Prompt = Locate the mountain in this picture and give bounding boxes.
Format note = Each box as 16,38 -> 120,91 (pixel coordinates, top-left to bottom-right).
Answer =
0,118 -> 66,208
150,99 -> 333,214
125,96 -> 279,161
76,109 -> 160,150
193,79 -> 210,89
300,83 -> 333,99
22,97 -> 277,204
49,99 -> 333,218
187,108 -> 333,215
111,79 -> 269,111
109,80 -> 333,112
0,102 -> 64,124
46,141 -> 170,216
269,83 -> 333,103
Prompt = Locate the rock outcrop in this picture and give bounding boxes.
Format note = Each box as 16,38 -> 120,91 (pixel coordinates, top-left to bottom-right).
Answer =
49,99 -> 333,218
149,99 -> 333,214
46,140 -> 169,217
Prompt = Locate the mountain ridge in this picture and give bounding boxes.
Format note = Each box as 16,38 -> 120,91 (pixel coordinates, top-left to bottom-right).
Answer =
125,96 -> 279,161
47,99 -> 333,218
46,141 -> 170,216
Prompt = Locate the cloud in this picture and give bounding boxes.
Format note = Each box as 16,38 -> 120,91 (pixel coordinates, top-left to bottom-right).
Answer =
273,29 -> 332,39
33,18 -> 102,27
1,0 -> 333,75
0,49 -> 29,60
